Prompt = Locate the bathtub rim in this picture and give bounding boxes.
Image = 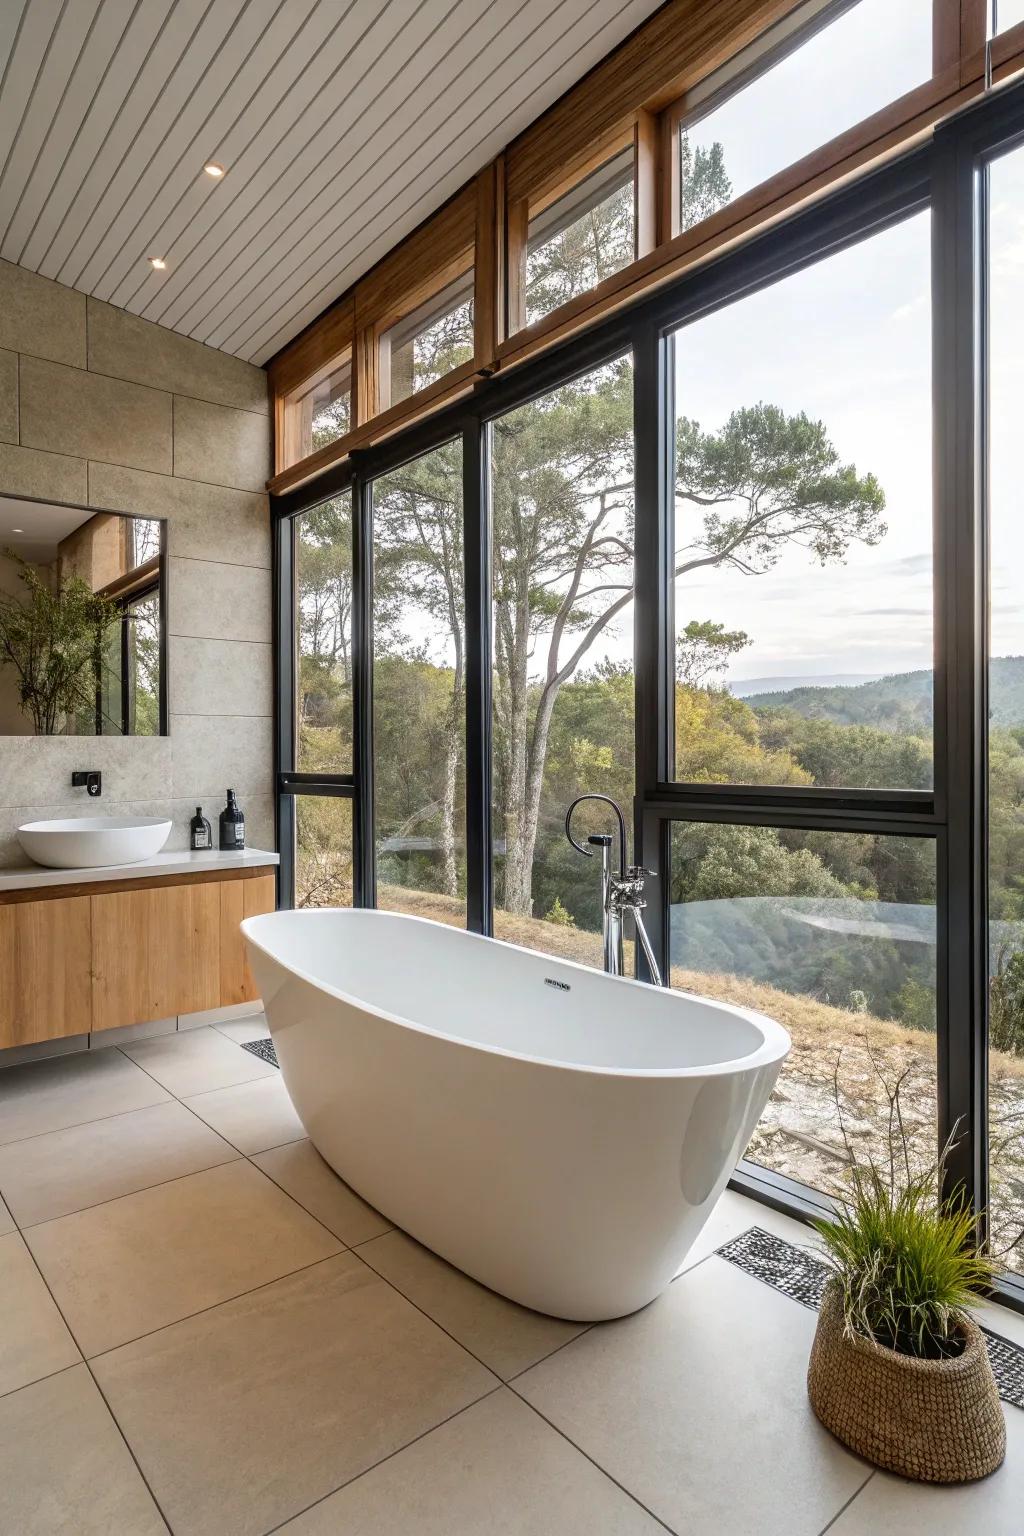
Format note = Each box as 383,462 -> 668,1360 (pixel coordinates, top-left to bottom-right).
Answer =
242,906 -> 790,1080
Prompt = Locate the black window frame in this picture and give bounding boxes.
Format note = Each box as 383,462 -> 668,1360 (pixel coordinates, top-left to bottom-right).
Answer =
271,80 -> 1024,1315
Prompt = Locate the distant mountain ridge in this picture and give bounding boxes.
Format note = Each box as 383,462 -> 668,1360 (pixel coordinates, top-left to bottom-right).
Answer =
742,657 -> 1024,731
730,673 -> 883,697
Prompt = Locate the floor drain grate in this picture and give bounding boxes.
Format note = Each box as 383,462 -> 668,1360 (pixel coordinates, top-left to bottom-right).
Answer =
240,1037 -> 278,1068
717,1226 -> 1024,1411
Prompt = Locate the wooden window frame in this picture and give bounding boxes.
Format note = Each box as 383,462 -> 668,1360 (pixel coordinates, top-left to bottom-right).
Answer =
505,123 -> 640,337
278,348 -> 353,473
268,0 -> 1024,498
267,297 -> 355,476
366,248 -> 476,420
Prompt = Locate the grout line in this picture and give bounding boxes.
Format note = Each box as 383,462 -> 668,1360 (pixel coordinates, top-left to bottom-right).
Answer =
85,1249 -> 347,1367
815,1470 -> 876,1535
0,1354 -> 84,1407
13,1226 -> 174,1532
0,1090 -> 174,1152
497,1246 -> 733,1392
84,1359 -> 174,1534
240,1141 -> 356,1238
13,346 -> 269,422
353,1237 -> 510,1383
89,366 -> 269,420
12,1144 -> 243,1233
260,1384 -> 506,1536
167,553 -> 270,570
504,1386 -> 678,1535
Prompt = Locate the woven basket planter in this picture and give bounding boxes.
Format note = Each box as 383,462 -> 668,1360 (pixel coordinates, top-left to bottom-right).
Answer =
807,1280 -> 1005,1483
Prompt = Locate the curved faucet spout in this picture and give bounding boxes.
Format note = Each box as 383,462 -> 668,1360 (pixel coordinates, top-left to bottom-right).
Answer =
564,793 -> 628,877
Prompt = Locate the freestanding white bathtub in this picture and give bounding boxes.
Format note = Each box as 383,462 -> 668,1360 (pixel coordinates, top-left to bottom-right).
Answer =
242,908 -> 790,1321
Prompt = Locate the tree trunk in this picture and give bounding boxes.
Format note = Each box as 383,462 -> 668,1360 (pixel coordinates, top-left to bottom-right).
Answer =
438,661 -> 463,899
495,531 -> 533,915
503,677 -> 560,917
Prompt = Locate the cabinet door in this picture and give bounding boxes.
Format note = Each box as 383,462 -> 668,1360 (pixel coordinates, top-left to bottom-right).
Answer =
91,883 -> 222,1031
0,897 -> 92,1049
220,874 -> 276,1005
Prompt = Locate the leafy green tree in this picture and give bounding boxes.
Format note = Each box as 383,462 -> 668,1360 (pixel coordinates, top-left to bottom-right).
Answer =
0,553 -> 120,734
757,710 -> 932,792
675,404 -> 886,576
679,135 -> 732,230
524,184 -> 634,324
676,618 -> 751,687
295,498 -> 354,772
674,822 -> 847,904
373,444 -> 464,898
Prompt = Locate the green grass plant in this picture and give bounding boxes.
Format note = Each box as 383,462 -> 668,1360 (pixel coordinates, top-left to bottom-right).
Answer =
815,1164 -> 997,1360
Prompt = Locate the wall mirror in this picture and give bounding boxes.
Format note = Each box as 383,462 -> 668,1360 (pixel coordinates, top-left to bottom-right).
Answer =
0,493 -> 167,737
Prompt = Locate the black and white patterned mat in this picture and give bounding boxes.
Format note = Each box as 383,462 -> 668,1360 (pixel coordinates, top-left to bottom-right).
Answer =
241,1037 -> 278,1067
718,1226 -> 1024,1411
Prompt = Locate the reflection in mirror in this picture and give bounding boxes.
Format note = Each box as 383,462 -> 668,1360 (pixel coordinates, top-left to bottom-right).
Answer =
0,494 -> 165,737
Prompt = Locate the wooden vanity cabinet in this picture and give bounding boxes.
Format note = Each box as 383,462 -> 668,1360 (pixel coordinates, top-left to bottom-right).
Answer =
0,867 -> 276,1049
0,895 -> 93,1048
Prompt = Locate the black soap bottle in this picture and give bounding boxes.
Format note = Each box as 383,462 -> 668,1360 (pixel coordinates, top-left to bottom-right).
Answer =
190,806 -> 212,851
218,789 -> 245,851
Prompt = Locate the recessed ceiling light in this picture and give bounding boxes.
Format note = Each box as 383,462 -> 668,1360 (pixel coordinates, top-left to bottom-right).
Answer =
11,528 -> 23,534
203,162 -> 225,178
149,256 -> 167,270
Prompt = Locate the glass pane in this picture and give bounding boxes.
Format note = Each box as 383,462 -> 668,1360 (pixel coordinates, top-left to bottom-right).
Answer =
491,356 -> 634,964
670,822 -> 937,1197
126,591 -> 160,735
294,795 -> 353,908
678,0 -> 932,233
525,146 -> 634,327
672,212 -> 932,789
294,495 -> 353,775
992,0 -> 1024,32
373,442 -> 467,924
128,519 -> 161,565
383,274 -> 474,407
284,355 -> 351,462
987,145 -> 1024,1273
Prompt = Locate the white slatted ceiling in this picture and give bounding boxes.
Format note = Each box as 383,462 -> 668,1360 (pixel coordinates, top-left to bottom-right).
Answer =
0,0 -> 661,364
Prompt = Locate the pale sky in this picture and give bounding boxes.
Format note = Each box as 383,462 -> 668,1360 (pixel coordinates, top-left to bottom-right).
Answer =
388,0 -> 1024,693
672,210 -> 934,684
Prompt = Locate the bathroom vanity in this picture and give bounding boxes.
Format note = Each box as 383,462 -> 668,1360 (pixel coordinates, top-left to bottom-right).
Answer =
0,850 -> 278,1050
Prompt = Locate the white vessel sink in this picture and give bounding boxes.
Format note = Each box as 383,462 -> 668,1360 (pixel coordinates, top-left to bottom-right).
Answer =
17,816 -> 173,870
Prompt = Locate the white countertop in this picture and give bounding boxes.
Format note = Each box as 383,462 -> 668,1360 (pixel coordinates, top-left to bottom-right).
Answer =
0,847 -> 280,893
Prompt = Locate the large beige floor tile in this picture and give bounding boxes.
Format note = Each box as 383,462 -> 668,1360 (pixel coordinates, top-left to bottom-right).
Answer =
26,1159 -> 341,1356
517,1254 -> 869,1536
0,1232 -> 79,1396
279,1387 -> 662,1534
0,1049 -> 170,1146
0,1099 -> 239,1227
359,1229 -> 587,1379
94,1251 -> 497,1536
183,1074 -> 304,1153
0,1193 -> 13,1235
676,1187 -> 824,1275
829,1406 -> 1022,1534
252,1139 -> 391,1245
0,1364 -> 165,1535
121,1026 -> 276,1097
